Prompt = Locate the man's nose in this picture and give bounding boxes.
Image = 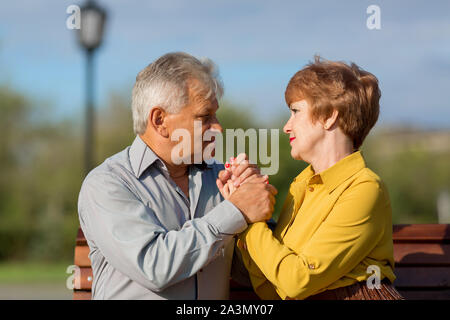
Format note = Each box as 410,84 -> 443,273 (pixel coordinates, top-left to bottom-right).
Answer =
211,117 -> 223,133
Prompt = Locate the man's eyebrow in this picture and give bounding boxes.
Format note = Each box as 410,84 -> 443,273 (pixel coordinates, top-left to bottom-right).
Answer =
196,105 -> 216,115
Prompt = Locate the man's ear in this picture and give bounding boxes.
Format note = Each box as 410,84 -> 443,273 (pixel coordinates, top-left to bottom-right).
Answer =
148,107 -> 169,138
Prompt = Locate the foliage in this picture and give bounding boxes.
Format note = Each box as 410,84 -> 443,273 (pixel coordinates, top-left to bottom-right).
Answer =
0,86 -> 448,262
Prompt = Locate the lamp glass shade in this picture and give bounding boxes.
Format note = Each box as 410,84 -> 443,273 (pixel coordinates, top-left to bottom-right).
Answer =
78,3 -> 106,51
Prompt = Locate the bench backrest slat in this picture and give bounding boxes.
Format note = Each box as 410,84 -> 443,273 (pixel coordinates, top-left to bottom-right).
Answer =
393,224 -> 450,243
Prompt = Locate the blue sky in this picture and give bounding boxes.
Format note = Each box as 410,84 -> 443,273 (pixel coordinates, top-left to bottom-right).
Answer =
1,0 -> 449,128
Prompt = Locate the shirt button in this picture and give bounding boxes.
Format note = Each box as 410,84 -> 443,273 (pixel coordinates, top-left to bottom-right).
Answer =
308,186 -> 314,192
308,264 -> 315,269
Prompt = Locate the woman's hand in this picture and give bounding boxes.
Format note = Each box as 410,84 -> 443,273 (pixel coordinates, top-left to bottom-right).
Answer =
216,153 -> 268,200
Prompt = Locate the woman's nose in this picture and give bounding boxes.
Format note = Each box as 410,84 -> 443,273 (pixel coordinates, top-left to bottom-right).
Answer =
283,118 -> 292,135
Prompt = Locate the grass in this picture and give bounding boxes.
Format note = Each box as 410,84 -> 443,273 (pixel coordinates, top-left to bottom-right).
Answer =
0,261 -> 73,284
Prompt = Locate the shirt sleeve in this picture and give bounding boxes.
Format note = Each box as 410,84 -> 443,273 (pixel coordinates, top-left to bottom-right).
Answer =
238,180 -> 388,299
78,172 -> 248,292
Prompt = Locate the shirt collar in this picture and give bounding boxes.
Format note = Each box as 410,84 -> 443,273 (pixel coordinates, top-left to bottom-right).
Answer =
293,164 -> 315,183
293,151 -> 366,193
129,135 -> 159,178
129,135 -> 212,179
314,151 -> 366,193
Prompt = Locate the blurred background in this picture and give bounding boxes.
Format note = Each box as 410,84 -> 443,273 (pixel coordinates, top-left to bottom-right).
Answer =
0,0 -> 449,299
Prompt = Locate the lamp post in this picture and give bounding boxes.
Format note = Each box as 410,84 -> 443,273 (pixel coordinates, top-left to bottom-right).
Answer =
77,0 -> 106,176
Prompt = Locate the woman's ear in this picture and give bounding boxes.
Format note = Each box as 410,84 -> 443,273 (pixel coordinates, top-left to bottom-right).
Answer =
148,107 -> 169,138
323,109 -> 339,130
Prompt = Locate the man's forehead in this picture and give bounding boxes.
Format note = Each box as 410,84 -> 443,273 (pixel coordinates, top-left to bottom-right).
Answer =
193,97 -> 219,113
186,82 -> 218,110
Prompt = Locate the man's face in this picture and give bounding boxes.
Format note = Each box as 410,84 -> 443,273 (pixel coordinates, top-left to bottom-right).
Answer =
164,81 -> 223,164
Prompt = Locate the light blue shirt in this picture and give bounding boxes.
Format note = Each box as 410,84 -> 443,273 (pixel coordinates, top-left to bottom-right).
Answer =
77,135 -> 248,299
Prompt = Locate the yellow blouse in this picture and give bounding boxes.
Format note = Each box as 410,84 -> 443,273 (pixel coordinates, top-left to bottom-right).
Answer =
237,151 -> 396,300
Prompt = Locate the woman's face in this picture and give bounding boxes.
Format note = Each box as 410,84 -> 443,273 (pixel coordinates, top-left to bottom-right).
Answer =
283,99 -> 325,162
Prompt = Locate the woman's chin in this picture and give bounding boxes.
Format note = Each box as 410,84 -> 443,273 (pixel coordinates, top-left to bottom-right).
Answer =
290,149 -> 305,162
290,149 -> 300,160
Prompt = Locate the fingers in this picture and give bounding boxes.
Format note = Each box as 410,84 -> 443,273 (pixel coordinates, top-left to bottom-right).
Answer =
217,169 -> 232,190
265,184 -> 278,196
263,196 -> 275,221
230,156 -> 261,186
217,169 -> 234,200
227,180 -> 236,195
242,174 -> 268,185
234,153 -> 247,164
233,160 -> 259,177
268,193 -> 276,206
218,169 -> 231,183
221,180 -> 231,199
216,178 -> 224,193
233,166 -> 261,186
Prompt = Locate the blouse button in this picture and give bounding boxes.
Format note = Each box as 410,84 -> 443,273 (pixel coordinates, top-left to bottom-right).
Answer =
308,186 -> 314,192
308,264 -> 315,269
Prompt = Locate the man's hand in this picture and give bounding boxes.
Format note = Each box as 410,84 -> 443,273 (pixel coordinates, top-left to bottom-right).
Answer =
227,182 -> 278,224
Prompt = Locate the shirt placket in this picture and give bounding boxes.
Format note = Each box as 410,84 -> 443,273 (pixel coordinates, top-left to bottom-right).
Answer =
155,161 -> 191,223
281,175 -> 322,239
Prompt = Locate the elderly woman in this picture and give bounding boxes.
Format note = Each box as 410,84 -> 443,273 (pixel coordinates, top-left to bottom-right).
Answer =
223,57 -> 404,300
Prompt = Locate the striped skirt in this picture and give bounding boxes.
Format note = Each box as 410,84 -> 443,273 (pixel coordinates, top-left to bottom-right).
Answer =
305,279 -> 405,300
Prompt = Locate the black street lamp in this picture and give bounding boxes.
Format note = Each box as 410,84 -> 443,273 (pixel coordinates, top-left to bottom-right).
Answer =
77,0 -> 107,176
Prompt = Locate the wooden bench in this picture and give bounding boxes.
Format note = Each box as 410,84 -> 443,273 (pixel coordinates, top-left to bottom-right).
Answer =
73,224 -> 450,300
392,224 -> 450,299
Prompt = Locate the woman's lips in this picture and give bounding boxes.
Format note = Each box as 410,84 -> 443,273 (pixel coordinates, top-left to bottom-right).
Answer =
289,137 -> 296,143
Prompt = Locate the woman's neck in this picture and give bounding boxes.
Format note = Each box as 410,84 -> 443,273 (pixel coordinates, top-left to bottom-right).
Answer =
309,134 -> 354,174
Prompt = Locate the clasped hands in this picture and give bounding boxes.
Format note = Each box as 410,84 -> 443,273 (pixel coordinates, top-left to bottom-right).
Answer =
216,153 -> 277,224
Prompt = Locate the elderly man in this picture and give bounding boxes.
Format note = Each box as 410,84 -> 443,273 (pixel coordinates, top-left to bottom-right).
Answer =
77,52 -> 277,299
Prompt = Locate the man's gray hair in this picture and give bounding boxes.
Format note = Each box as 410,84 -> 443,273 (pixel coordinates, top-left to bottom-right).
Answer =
131,52 -> 224,135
